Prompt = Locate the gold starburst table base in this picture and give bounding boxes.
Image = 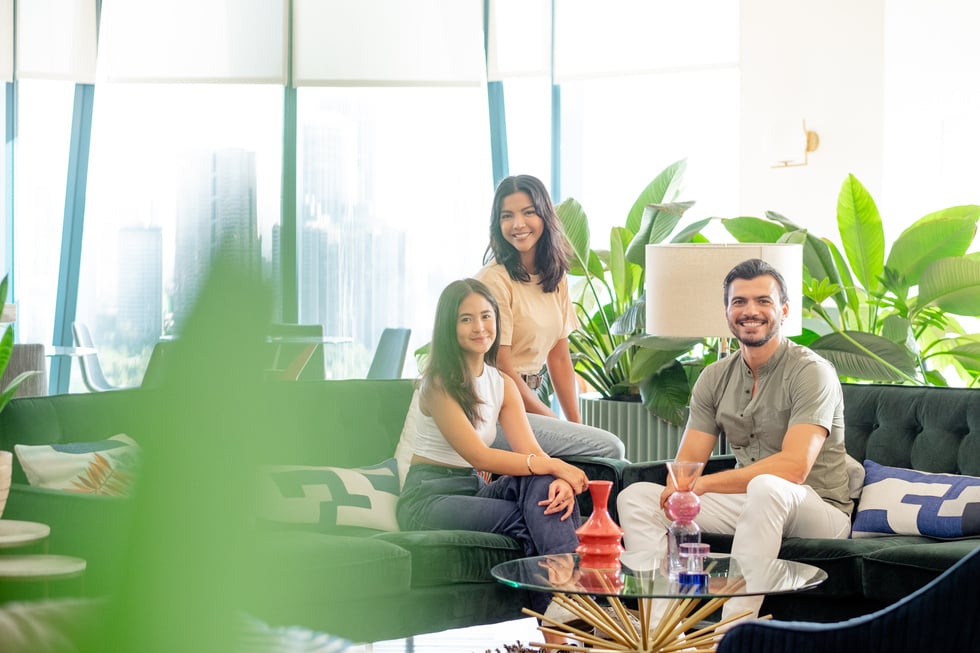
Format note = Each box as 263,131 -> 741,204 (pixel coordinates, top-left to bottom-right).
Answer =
524,593 -> 756,652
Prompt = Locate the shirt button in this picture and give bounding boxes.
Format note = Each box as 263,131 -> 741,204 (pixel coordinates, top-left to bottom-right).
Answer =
750,433 -> 755,438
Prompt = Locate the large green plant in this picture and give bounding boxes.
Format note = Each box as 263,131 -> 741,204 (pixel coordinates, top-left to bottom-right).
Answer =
561,169 -> 980,427
557,160 -> 711,425
721,174 -> 980,386
0,274 -> 41,411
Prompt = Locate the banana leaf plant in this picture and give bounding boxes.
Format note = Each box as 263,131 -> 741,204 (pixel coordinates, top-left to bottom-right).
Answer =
557,159 -> 714,425
0,274 -> 41,412
720,174 -> 980,387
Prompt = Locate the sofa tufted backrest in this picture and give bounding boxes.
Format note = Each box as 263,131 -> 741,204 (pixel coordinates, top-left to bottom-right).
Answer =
0,379 -> 418,484
842,383 -> 980,477
258,378 -> 415,467
0,388 -> 153,483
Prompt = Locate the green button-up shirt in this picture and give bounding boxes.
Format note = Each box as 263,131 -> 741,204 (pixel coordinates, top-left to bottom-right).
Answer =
687,339 -> 853,516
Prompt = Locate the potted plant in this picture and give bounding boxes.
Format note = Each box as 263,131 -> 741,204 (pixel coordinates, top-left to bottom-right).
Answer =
556,160 -> 718,459
717,174 -> 980,386
0,274 -> 41,411
558,167 -> 980,462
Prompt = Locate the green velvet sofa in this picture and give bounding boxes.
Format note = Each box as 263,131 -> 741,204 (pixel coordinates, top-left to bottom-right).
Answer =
618,383 -> 980,622
0,379 -> 625,643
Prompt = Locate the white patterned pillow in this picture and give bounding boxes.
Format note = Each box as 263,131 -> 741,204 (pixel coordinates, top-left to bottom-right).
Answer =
14,434 -> 140,496
851,460 -> 980,539
256,458 -> 400,532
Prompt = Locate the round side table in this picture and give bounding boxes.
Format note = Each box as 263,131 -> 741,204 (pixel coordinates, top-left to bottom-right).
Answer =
0,520 -> 51,549
0,555 -> 86,580
0,555 -> 87,598
0,520 -> 86,598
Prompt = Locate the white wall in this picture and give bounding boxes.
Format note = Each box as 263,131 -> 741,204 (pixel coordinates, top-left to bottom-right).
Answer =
739,0 -> 885,244
881,0 -> 980,242
740,0 -> 980,247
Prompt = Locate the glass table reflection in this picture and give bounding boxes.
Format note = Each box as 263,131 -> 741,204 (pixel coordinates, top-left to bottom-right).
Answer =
493,551 -> 826,599
492,552 -> 827,652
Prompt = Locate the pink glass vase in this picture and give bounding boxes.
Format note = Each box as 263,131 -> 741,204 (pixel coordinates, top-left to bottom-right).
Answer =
665,461 -> 705,579
575,480 -> 624,572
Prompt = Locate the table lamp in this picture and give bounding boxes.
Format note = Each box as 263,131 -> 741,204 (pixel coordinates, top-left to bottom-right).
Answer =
644,243 -> 804,354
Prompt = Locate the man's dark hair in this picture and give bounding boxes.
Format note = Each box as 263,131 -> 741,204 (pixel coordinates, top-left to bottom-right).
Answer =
723,258 -> 789,305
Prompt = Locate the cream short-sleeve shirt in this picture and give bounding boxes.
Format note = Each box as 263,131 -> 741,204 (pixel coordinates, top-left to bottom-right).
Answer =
476,263 -> 578,375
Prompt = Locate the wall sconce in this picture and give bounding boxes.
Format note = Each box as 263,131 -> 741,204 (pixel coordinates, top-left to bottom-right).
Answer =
770,119 -> 819,168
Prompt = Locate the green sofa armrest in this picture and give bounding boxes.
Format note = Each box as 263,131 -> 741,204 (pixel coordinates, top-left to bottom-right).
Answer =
621,455 -> 737,488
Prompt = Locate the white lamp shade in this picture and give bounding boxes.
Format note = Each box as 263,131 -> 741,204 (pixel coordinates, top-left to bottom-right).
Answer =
645,243 -> 803,338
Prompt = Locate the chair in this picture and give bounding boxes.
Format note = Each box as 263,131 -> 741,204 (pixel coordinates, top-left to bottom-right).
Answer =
366,327 -> 411,379
72,322 -> 125,392
0,343 -> 47,398
715,546 -> 980,653
266,323 -> 325,381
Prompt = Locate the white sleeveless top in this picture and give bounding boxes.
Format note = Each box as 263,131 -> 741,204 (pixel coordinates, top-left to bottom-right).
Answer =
413,365 -> 505,468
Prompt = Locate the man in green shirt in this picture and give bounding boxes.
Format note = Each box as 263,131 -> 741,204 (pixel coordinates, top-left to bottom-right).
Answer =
617,258 -> 852,622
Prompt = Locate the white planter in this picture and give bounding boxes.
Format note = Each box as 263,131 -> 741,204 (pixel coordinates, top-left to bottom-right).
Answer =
579,393 -> 727,462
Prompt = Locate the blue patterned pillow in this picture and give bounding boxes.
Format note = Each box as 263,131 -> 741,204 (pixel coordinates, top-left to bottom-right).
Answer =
256,458 -> 400,532
851,460 -> 980,539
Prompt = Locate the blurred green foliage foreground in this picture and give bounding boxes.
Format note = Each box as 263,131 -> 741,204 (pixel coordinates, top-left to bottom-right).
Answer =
74,249 -> 280,652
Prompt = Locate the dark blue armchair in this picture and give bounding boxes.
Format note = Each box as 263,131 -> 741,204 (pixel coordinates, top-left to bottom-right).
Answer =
716,545 -> 980,652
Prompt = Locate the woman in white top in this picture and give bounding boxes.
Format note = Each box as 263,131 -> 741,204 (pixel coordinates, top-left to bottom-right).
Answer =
477,174 -> 625,459
396,278 -> 589,637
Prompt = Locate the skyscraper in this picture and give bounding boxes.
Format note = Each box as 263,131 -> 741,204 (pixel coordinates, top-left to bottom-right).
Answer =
174,148 -> 260,328
297,113 -> 408,372
117,225 -> 163,345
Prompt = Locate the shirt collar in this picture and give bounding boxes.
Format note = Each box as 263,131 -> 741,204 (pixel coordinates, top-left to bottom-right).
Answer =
741,338 -> 789,376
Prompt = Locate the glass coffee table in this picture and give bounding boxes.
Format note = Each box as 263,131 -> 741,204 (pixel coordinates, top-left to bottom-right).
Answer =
492,551 -> 827,652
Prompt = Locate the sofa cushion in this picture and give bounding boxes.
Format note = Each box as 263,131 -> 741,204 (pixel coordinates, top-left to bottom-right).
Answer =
13,434 -> 140,496
256,458 -> 400,532
861,539 -> 980,602
372,529 -> 522,587
851,460 -> 980,539
249,531 -> 412,602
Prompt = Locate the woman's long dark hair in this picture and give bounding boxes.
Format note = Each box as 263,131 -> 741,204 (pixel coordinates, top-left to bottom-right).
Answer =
482,174 -> 570,293
422,278 -> 500,426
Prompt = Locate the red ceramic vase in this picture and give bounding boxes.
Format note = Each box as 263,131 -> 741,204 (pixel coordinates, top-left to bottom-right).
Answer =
575,480 -> 625,572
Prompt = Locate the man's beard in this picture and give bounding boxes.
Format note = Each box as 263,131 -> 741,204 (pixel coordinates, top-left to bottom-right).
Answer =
731,319 -> 780,348
738,330 -> 777,348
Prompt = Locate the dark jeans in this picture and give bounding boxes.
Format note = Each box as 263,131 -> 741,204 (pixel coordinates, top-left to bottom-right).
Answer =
397,463 -> 581,613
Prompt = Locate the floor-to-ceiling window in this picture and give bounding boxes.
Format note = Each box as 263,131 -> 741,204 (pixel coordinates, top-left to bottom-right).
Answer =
547,1 -> 740,238
283,0 -> 489,378
76,84 -> 282,389
294,86 -> 492,378
559,68 -> 740,240
6,1 -> 980,394
10,81 -> 74,347
498,77 -> 552,191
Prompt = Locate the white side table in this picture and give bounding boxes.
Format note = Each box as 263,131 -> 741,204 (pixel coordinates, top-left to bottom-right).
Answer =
0,520 -> 51,549
0,520 -> 86,597
0,554 -> 87,598
0,555 -> 86,580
